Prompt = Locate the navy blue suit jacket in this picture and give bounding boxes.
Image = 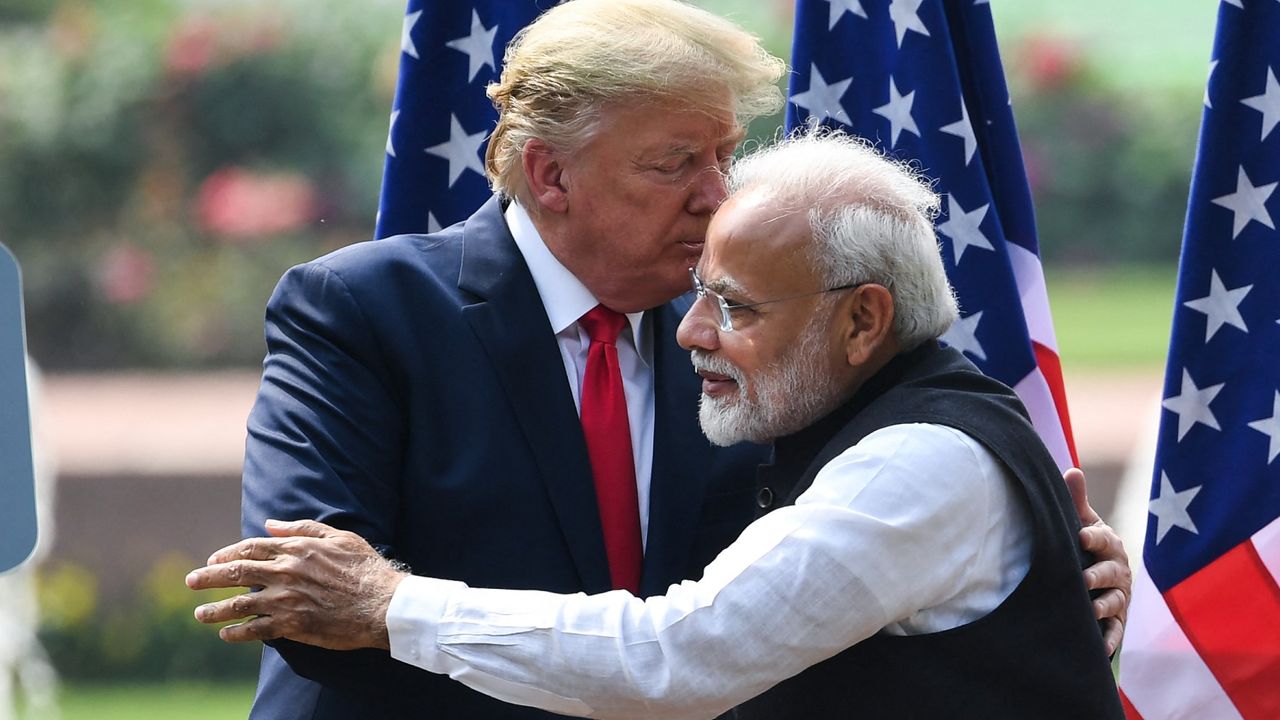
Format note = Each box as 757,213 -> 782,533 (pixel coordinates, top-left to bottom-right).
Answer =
242,198 -> 767,719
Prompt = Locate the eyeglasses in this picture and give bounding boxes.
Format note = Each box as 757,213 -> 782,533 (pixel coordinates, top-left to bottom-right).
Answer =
688,266 -> 860,332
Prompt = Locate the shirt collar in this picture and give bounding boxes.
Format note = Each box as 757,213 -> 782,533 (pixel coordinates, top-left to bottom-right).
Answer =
506,202 -> 649,360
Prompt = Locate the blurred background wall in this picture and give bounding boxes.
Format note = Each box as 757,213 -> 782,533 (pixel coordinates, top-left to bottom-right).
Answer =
0,0 -> 1212,716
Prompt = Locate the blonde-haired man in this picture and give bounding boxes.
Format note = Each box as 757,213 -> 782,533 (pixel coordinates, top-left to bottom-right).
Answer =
228,2 -> 1129,718
484,0 -> 781,206
239,2 -> 785,718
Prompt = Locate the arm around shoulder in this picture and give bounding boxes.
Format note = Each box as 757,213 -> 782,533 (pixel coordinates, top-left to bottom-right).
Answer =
241,259 -> 411,685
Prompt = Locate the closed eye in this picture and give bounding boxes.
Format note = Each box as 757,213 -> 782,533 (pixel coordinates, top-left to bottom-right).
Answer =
652,154 -> 691,174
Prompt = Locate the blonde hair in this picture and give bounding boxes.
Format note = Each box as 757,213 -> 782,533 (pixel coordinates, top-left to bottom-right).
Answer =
727,130 -> 959,349
485,0 -> 785,203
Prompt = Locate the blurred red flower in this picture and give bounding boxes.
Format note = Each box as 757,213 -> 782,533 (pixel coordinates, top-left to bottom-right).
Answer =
98,243 -> 156,305
1017,33 -> 1082,92
195,166 -> 319,241
165,16 -> 220,76
164,10 -> 285,78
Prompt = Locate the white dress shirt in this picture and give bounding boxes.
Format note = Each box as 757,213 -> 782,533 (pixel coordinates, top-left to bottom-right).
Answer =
506,202 -> 656,546
386,422 -> 1033,720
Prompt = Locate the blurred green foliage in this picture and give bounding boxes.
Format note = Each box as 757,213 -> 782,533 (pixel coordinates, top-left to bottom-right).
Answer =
1005,34 -> 1202,265
0,0 -> 1204,369
37,554 -> 259,681
990,0 -> 1214,92
0,0 -> 400,369
53,682 -> 254,720
1047,264 -> 1178,370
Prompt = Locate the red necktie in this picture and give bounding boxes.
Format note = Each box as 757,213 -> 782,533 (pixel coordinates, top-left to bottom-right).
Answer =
578,305 -> 643,594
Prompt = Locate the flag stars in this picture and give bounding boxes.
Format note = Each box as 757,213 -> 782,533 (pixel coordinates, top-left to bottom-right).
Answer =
402,9 -> 422,60
940,99 -> 978,165
826,0 -> 867,30
1211,167 -> 1276,239
1205,59 -> 1219,109
1241,67 -> 1280,143
888,0 -> 931,48
937,195 -> 993,263
790,64 -> 853,126
446,10 -> 499,83
1162,369 -> 1225,441
424,115 -> 488,187
940,310 -> 986,361
428,212 -> 443,234
873,77 -> 920,147
386,109 -> 400,158
1183,269 -> 1251,341
1149,472 -> 1201,544
1248,392 -> 1280,464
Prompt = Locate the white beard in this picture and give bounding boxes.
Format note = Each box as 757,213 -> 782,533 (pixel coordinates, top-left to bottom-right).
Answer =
692,313 -> 845,447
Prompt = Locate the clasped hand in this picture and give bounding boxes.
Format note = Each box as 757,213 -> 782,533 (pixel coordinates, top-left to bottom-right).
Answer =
185,519 -> 406,651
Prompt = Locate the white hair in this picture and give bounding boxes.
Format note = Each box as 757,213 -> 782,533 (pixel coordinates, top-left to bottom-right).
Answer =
726,130 -> 959,348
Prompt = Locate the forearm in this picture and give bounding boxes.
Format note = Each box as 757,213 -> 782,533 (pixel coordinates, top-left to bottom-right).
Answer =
380,425 -> 1007,719
385,510 -> 896,720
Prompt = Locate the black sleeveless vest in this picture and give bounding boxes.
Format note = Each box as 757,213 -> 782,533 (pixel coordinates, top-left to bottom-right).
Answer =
734,341 -> 1123,719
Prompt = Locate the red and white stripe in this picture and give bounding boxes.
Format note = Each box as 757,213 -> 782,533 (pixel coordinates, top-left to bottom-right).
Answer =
1008,242 -> 1079,472
1119,516 -> 1280,719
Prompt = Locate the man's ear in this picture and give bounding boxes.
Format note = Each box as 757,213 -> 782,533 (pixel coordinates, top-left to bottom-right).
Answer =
521,138 -> 569,214
842,284 -> 896,367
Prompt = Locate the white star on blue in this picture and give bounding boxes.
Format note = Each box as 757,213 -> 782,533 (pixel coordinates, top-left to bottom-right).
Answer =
1141,0 -> 1280,594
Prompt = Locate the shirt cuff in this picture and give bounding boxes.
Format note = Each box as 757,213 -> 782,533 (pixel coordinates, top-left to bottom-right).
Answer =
386,575 -> 468,671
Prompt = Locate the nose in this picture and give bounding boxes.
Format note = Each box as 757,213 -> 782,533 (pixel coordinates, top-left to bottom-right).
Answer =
677,297 -> 722,352
686,164 -> 728,215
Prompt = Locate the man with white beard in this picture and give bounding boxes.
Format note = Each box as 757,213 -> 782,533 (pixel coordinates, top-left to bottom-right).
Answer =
189,132 -> 1125,719
690,288 -> 846,448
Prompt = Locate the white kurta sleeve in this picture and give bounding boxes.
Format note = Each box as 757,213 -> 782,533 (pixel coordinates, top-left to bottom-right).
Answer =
385,423 -> 1030,720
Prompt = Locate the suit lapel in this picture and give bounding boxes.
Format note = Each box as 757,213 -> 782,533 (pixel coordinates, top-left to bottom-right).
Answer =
457,198 -> 612,593
640,297 -> 715,595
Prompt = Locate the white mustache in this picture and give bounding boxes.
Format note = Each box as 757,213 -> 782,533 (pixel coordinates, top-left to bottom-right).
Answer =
690,350 -> 743,384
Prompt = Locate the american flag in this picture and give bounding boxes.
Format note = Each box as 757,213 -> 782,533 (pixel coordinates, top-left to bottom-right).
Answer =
374,0 -> 546,240
1117,1 -> 1280,717
375,0 -> 1078,468
787,0 -> 1078,471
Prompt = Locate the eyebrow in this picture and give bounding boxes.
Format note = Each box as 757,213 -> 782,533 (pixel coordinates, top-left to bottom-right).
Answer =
644,126 -> 747,162
722,126 -> 748,149
649,142 -> 705,160
704,272 -> 748,299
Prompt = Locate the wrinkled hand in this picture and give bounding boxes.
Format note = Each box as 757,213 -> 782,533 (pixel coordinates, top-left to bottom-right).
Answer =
1064,468 -> 1131,656
185,519 -> 407,651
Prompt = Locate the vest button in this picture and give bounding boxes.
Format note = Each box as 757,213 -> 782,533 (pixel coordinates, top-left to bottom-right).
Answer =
756,486 -> 774,509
